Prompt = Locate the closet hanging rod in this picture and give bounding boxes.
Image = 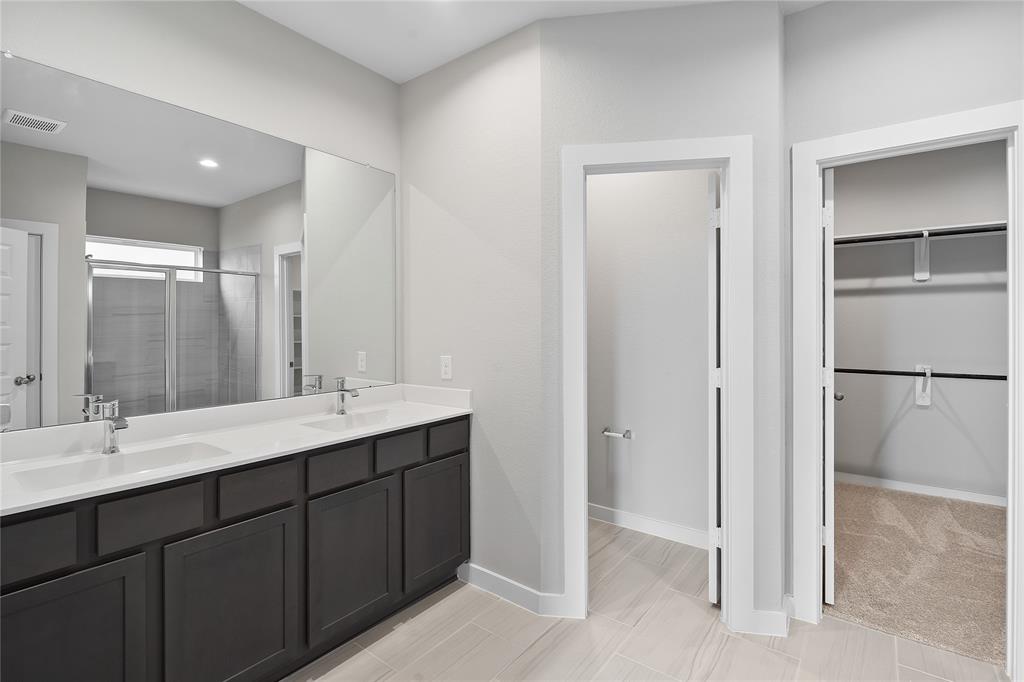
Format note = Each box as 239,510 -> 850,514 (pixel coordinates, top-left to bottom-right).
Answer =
834,221 -> 1007,246
835,367 -> 1007,381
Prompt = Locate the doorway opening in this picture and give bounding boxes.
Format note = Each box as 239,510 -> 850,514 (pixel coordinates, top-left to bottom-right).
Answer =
791,101 -> 1023,677
560,136 -> 770,633
0,219 -> 58,431
825,142 -> 1008,664
585,168 -> 718,625
274,242 -> 304,398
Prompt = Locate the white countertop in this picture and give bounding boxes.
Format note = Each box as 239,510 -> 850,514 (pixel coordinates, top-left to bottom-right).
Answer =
0,385 -> 471,516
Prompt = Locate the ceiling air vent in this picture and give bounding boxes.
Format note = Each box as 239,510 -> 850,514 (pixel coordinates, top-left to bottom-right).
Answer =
3,109 -> 67,135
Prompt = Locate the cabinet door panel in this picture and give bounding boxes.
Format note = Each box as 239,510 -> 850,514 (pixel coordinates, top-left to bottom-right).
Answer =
404,453 -> 470,593
1,554 -> 146,682
164,507 -> 299,682
308,475 -> 401,646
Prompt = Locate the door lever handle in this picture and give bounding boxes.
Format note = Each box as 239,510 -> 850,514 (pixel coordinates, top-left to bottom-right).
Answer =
14,374 -> 36,386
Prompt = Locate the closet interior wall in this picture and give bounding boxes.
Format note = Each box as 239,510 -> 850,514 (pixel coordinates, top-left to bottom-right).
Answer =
833,141 -> 1009,501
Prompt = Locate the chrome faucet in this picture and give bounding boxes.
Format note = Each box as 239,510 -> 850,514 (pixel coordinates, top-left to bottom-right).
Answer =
303,374 -> 323,395
75,393 -> 104,421
99,400 -> 128,454
334,377 -> 360,415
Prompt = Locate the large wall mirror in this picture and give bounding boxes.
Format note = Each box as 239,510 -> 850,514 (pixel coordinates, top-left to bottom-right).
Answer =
0,56 -> 396,431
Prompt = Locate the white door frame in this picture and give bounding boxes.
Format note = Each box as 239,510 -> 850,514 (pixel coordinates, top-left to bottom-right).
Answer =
273,242 -> 303,398
791,101 -> 1024,676
559,135 -> 783,635
1,219 -> 59,427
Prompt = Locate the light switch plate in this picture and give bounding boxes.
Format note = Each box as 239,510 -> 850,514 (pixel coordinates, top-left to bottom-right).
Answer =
357,351 -> 367,373
440,355 -> 453,380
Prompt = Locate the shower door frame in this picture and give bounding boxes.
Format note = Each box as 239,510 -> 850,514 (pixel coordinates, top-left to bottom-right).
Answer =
86,258 -> 261,413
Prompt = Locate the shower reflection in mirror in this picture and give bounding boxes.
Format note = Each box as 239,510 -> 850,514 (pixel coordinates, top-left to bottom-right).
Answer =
0,55 -> 397,430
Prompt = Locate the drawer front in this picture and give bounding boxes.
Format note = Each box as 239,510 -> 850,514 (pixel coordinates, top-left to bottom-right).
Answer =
428,419 -> 469,459
1,512 -> 78,586
308,443 -> 370,496
374,430 -> 425,474
219,461 -> 297,520
97,483 -> 204,556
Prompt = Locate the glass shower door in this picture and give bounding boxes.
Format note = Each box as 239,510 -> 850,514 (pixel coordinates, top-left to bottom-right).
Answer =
88,263 -> 168,417
175,269 -> 258,410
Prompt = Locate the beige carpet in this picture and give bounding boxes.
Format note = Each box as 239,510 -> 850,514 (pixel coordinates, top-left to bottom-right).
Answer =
827,482 -> 1006,665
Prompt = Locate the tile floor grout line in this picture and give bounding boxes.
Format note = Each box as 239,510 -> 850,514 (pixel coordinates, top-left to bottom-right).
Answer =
722,631 -> 802,666
386,620 -> 482,677
613,648 -> 686,681
356,643 -> 397,672
897,662 -> 955,682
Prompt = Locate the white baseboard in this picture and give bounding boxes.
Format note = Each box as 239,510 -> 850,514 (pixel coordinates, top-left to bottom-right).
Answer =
836,472 -> 1007,507
731,608 -> 790,637
588,503 -> 708,549
458,562 -> 566,616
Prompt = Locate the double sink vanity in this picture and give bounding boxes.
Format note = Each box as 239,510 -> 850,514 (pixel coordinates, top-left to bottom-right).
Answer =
0,45 -> 471,682
0,385 -> 472,682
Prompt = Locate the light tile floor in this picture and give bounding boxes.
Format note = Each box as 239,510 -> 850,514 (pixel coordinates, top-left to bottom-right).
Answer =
284,519 -> 1008,681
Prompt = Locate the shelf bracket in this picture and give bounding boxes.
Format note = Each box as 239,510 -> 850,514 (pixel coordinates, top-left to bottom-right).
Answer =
914,230 -> 930,282
915,364 -> 933,407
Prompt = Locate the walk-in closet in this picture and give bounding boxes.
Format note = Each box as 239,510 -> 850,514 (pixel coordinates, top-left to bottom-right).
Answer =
828,141 -> 1008,665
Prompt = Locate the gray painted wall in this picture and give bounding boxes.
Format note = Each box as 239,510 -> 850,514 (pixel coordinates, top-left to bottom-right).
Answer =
219,181 -> 303,399
401,25 -> 544,590
305,150 -> 397,385
833,143 -> 1008,498
587,170 -> 711,532
0,142 -> 88,424
86,188 -> 220,252
783,0 -> 1023,593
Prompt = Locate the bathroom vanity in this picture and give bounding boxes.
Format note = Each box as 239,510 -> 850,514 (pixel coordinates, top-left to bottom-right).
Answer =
0,391 -> 471,682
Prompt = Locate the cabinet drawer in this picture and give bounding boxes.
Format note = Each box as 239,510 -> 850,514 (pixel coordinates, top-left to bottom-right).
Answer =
428,419 -> 469,459
97,483 -> 204,555
219,461 -> 297,520
308,442 -> 370,496
374,430 -> 425,474
1,512 -> 78,586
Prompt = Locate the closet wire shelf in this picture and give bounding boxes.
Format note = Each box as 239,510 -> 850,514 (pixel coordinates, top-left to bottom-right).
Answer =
835,367 -> 1006,382
833,220 -> 1006,246
833,219 -> 1008,383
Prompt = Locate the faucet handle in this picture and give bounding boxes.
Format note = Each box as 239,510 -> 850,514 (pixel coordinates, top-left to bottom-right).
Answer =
303,374 -> 323,393
99,400 -> 120,420
75,393 -> 104,420
334,376 -> 346,391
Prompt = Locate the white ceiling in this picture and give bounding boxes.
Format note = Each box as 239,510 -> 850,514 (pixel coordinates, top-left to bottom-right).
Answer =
1,57 -> 304,208
244,1 -> 827,84
244,1 -> 692,84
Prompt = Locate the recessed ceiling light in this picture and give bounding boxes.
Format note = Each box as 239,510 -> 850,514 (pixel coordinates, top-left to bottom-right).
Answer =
199,158 -> 219,168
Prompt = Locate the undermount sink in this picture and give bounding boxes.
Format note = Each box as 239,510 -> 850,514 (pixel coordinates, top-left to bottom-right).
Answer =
14,442 -> 231,491
302,409 -> 391,432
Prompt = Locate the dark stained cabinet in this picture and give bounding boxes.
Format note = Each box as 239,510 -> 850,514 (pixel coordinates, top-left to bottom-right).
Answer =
307,475 -> 401,645
404,452 -> 470,594
0,415 -> 470,682
1,554 -> 146,682
164,508 -> 299,682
